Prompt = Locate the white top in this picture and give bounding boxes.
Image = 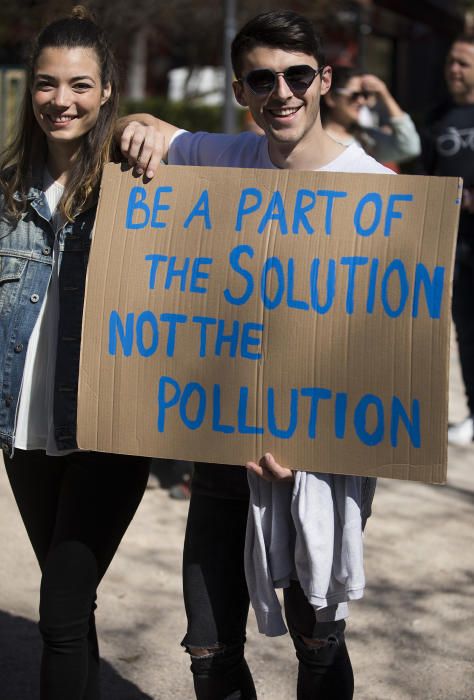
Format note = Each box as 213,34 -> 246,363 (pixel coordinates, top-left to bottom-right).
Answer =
14,171 -> 69,455
169,130 -> 394,174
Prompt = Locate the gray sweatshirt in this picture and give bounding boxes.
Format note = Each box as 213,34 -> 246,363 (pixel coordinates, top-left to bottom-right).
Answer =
245,471 -> 366,637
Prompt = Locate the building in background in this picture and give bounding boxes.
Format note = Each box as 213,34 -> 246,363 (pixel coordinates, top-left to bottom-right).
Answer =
0,0 -> 470,147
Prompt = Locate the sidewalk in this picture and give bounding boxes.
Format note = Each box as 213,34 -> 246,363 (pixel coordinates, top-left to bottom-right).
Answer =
1,343 -> 473,699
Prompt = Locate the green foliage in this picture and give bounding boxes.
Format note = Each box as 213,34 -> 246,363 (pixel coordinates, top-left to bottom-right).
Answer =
120,97 -> 246,133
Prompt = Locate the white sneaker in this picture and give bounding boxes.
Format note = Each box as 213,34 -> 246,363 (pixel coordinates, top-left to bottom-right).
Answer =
448,416 -> 474,446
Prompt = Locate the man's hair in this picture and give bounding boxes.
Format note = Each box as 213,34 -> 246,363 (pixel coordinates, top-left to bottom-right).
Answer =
451,34 -> 474,47
231,10 -> 325,78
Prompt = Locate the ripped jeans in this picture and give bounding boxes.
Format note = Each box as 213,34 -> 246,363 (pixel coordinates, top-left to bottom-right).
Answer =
182,463 -> 375,700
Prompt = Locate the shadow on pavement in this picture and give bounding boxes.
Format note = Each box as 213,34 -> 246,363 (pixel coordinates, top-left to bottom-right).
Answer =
0,610 -> 154,700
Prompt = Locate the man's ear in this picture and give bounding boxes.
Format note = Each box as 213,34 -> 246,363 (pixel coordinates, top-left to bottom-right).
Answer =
320,66 -> 332,97
233,79 -> 248,107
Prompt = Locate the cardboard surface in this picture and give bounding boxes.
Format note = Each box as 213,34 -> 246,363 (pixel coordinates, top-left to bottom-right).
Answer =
77,163 -> 461,482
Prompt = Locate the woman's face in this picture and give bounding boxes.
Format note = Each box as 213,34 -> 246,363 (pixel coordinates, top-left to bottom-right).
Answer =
329,76 -> 369,127
31,46 -> 111,150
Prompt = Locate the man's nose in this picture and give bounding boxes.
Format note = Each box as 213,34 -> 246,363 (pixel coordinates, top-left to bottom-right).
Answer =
273,73 -> 293,98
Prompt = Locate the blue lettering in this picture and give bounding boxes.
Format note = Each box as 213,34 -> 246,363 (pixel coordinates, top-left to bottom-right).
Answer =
384,194 -> 413,237
235,188 -> 262,231
224,245 -> 254,305
301,387 -> 332,439
381,259 -> 409,318
136,310 -> 158,357
287,258 -> 309,310
192,316 -> 216,358
180,382 -> 206,429
354,193 -> 382,236
215,319 -> 239,358
126,186 -> 149,229
212,384 -> 234,433
165,256 -> 190,291
354,394 -> 384,446
190,257 -> 212,293
390,397 -> 421,448
268,388 -> 298,438
238,387 -> 264,434
412,264 -> 445,319
159,313 -> 187,357
241,322 -> 264,360
145,254 -> 168,289
317,190 -> 347,235
109,311 -> 133,356
183,190 -> 211,229
293,190 -> 316,234
151,186 -> 173,228
335,392 -> 348,439
366,258 -> 379,314
157,376 -> 181,432
341,256 -> 369,314
309,259 -> 335,314
261,257 -> 284,309
258,191 -> 288,234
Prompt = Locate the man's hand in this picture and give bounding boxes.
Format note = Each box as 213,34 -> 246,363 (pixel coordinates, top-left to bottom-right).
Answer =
246,452 -> 294,482
118,119 -> 165,179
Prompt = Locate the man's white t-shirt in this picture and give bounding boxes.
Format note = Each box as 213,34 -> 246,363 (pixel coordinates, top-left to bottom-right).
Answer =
168,130 -> 394,175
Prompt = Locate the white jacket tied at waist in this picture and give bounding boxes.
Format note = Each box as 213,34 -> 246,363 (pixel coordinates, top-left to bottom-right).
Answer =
245,470 -> 366,637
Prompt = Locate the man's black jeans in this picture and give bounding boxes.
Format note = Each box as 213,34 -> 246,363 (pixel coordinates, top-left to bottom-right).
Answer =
4,449 -> 150,700
182,462 -> 372,700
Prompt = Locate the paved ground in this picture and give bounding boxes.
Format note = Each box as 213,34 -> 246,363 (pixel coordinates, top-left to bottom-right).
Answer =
1,340 -> 473,699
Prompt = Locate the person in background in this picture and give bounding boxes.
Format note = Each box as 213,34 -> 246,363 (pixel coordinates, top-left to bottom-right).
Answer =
118,10 -> 391,699
0,8 -> 150,698
321,65 -> 421,168
148,458 -> 194,499
420,35 -> 474,446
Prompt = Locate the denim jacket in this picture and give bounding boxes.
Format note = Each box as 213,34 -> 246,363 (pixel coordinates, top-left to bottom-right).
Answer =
0,178 -> 96,456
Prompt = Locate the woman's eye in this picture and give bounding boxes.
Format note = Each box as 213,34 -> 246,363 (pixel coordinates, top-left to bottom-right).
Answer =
74,83 -> 93,91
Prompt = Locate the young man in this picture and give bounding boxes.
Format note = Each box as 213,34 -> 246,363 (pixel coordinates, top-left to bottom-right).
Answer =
421,36 -> 474,446
119,10 -> 392,700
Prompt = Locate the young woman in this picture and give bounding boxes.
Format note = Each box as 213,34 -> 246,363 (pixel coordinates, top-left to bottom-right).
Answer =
321,65 -> 421,166
0,8 -> 150,699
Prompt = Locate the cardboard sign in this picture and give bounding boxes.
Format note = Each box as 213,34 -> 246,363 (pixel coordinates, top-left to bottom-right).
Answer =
77,163 -> 461,483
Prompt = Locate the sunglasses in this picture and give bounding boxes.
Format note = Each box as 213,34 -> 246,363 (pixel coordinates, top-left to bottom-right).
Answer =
240,65 -> 324,96
334,88 -> 373,102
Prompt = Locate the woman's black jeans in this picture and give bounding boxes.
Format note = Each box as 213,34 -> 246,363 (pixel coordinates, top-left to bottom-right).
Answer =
4,449 -> 150,700
182,462 -> 374,700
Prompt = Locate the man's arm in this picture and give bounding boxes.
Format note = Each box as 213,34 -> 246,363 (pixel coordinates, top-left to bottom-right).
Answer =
115,113 -> 181,178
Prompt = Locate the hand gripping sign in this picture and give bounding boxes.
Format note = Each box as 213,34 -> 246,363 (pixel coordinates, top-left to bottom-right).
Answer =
77,164 -> 461,483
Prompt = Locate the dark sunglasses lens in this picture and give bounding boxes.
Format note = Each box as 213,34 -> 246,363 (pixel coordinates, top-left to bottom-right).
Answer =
246,69 -> 276,94
285,66 -> 316,91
